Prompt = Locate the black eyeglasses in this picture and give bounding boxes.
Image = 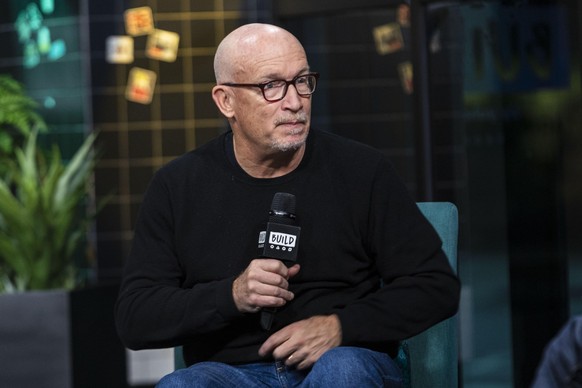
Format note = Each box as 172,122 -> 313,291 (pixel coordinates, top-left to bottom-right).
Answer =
221,72 -> 319,102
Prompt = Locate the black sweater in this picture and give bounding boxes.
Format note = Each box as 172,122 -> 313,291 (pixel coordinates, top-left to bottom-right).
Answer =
115,128 -> 460,365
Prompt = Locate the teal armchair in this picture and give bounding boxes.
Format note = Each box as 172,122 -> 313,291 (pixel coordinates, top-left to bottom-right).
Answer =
174,202 -> 459,387
399,202 -> 459,388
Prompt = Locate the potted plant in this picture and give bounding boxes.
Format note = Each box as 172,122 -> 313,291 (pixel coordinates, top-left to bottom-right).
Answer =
0,74 -> 126,387
0,74 -> 46,176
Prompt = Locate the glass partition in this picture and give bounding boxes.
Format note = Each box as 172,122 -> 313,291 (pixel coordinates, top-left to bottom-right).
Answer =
277,0 -> 582,386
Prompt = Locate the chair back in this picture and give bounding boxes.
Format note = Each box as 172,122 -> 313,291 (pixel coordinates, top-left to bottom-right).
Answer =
405,202 -> 459,388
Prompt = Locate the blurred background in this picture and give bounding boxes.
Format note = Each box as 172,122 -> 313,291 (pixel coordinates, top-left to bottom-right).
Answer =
0,0 -> 581,387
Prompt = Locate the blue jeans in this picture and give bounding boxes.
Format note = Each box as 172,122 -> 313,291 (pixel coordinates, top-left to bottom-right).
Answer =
156,346 -> 403,387
531,316 -> 582,387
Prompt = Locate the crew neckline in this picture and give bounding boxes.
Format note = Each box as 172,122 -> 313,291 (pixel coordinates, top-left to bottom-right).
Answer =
223,130 -> 314,185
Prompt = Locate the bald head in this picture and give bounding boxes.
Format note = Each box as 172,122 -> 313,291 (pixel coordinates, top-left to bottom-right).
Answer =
214,23 -> 306,84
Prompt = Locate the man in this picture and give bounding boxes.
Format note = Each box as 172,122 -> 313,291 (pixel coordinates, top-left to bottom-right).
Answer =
115,23 -> 460,387
531,316 -> 582,387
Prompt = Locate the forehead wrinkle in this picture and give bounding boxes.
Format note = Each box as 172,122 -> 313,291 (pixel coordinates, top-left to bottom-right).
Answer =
243,45 -> 309,82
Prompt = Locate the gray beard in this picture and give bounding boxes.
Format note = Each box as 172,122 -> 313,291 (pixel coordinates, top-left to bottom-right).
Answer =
271,137 -> 306,152
270,127 -> 307,152
271,113 -> 309,152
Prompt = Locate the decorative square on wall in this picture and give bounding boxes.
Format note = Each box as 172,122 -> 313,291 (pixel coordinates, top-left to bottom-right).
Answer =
146,29 -> 180,62
373,23 -> 404,55
124,6 -> 154,36
125,67 -> 157,104
106,35 -> 134,64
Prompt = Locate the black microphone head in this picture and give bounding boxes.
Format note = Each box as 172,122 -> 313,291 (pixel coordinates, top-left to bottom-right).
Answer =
271,192 -> 296,214
269,192 -> 296,224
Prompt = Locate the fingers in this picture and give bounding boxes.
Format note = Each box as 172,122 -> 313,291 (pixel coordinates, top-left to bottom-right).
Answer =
258,326 -> 289,357
258,327 -> 304,367
259,315 -> 342,370
232,259 -> 299,313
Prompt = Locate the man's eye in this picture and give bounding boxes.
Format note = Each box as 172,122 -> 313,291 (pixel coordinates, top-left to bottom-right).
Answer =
296,77 -> 308,85
264,81 -> 284,90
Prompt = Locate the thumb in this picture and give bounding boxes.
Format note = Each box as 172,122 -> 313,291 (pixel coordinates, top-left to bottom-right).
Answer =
287,264 -> 301,279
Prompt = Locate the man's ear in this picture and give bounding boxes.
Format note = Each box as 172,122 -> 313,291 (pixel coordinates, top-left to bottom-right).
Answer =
212,85 -> 235,118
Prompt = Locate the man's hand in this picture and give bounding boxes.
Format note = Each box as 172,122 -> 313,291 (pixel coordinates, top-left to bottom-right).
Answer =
258,315 -> 342,370
232,259 -> 300,313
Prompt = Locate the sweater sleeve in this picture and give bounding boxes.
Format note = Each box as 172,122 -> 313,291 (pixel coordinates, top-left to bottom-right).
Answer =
335,158 -> 460,345
114,169 -> 243,350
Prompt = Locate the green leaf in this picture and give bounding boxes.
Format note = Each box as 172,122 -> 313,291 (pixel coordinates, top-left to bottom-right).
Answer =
0,129 -> 102,292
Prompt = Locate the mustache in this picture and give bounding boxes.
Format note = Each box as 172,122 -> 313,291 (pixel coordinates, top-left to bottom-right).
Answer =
274,113 -> 308,126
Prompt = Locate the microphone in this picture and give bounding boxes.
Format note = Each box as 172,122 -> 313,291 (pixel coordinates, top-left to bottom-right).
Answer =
258,192 -> 301,330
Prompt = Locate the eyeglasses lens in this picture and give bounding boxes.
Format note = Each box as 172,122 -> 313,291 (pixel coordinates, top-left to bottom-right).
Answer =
264,75 -> 317,101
